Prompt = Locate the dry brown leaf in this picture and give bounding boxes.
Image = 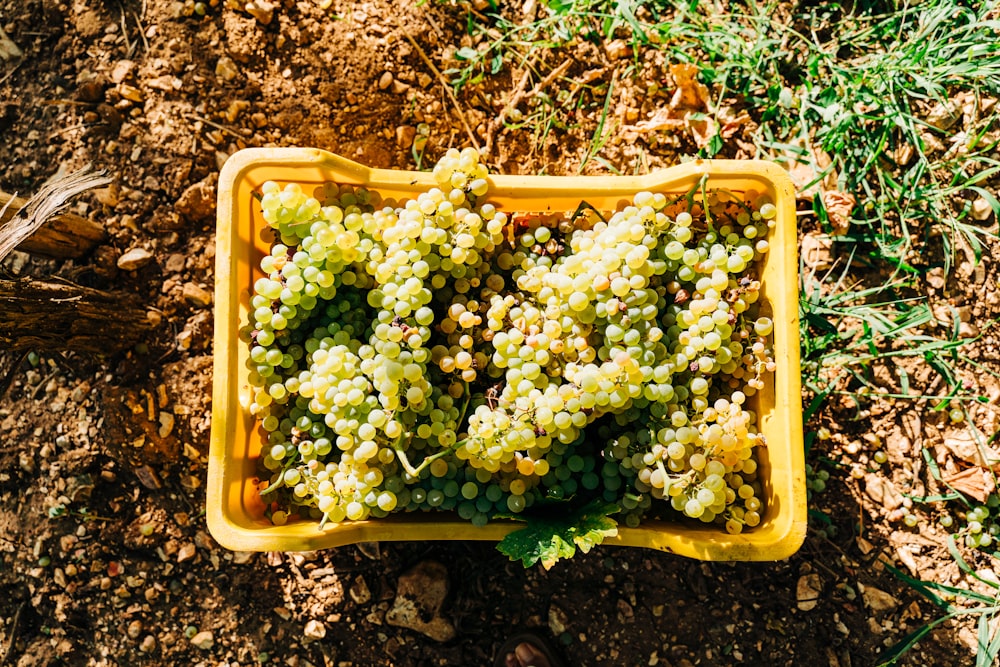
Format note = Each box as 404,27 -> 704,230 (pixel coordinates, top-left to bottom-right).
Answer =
942,466 -> 996,503
686,116 -> 716,149
780,138 -> 837,200
719,108 -> 752,138
822,190 -> 856,234
630,108 -> 687,133
621,63 -> 718,148
801,232 -> 833,270
624,108 -> 716,149
942,428 -> 1000,469
864,473 -> 903,510
668,63 -> 710,111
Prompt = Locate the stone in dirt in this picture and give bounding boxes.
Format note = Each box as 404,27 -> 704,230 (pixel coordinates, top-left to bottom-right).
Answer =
971,197 -> 994,221
350,575 -> 372,604
182,283 -> 213,308
385,560 -> 455,642
190,630 -> 214,649
396,125 -> 416,149
117,247 -> 154,271
245,0 -> 276,25
177,542 -> 196,563
548,604 -> 569,635
175,180 -> 216,223
861,585 -> 900,612
797,573 -> 822,611
303,619 -> 326,642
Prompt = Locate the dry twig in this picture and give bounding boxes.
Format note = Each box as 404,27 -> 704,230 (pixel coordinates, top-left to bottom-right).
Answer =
0,601 -> 27,667
485,57 -> 574,157
0,166 -> 111,264
398,32 -> 481,151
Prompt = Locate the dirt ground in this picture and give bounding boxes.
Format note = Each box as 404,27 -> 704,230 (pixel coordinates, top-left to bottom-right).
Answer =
2,1 -> 999,666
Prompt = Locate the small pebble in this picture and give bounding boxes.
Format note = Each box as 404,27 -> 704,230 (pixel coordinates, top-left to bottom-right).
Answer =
127,620 -> 143,639
117,247 -> 154,271
177,542 -> 197,563
158,412 -> 175,438
972,197 -> 993,221
378,72 -> 393,90
110,60 -> 135,84
244,0 -> 275,24
231,551 -> 254,565
165,254 -> 187,273
349,576 -> 371,604
215,56 -> 239,82
182,283 -> 213,308
604,39 -> 632,59
396,125 -> 416,149
304,620 -> 326,641
190,630 -> 214,649
139,635 -> 156,653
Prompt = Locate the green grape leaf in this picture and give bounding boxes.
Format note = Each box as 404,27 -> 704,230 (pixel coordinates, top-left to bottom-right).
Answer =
496,501 -> 619,569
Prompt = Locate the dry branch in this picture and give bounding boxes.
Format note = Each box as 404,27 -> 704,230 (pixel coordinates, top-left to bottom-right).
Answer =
0,166 -> 111,262
0,192 -> 107,259
0,278 -> 151,355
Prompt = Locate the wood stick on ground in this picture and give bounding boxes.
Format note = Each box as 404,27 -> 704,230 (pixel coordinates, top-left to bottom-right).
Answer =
485,57 -> 574,157
399,31 -> 481,151
0,278 -> 152,355
484,59 -> 535,158
0,192 -> 106,259
0,165 -> 111,262
0,601 -> 26,667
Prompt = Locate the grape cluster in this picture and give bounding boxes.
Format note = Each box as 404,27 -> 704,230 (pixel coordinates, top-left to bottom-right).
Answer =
938,499 -> 1000,550
244,148 -> 777,535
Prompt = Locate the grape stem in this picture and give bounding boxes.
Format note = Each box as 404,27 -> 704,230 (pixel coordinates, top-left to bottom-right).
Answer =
698,173 -> 715,230
455,380 -> 472,430
393,382 -> 472,478
394,445 -> 449,478
260,459 -> 297,495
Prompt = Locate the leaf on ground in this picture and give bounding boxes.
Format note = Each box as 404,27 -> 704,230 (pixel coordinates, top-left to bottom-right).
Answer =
629,108 -> 687,133
821,190 -> 856,234
779,137 -> 837,200
942,466 -> 996,504
942,426 -> 1000,469
718,105 -> 753,139
668,63 -> 710,111
622,64 -> 716,147
497,501 -> 619,570
801,232 -> 834,270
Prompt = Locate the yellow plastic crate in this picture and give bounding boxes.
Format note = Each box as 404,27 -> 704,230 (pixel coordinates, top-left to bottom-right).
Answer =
207,147 -> 806,561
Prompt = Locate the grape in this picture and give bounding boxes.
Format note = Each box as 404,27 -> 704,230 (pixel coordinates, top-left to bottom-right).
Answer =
247,150 -> 776,541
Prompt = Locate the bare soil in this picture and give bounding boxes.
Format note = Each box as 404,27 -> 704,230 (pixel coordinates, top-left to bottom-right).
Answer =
2,1 -> 999,666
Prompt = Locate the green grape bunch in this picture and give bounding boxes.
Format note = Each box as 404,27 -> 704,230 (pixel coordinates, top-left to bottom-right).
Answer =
244,148 -> 777,535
